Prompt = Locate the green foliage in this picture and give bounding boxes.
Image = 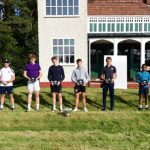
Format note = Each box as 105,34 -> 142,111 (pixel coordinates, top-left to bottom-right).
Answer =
0,0 -> 38,84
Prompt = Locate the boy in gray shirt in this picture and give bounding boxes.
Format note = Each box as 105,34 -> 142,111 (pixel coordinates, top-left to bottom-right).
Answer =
71,59 -> 89,112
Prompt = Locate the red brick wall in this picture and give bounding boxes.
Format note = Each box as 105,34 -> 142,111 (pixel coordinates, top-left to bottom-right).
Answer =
88,0 -> 150,15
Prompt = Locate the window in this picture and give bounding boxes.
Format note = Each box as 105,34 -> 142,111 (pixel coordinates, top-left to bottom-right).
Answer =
53,39 -> 75,64
46,0 -> 79,16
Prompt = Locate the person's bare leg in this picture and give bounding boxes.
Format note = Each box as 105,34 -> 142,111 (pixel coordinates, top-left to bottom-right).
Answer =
82,92 -> 88,112
74,93 -> 79,111
58,93 -> 63,111
35,91 -> 40,110
0,94 -> 5,110
52,93 -> 56,111
10,94 -> 15,109
82,92 -> 86,108
27,92 -> 32,110
145,94 -> 149,109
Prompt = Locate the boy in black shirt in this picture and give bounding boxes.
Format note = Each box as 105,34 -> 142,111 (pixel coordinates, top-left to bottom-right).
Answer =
101,57 -> 117,111
48,56 -> 65,112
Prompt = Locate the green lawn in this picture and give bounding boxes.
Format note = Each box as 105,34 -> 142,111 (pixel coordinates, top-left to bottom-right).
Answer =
0,86 -> 150,150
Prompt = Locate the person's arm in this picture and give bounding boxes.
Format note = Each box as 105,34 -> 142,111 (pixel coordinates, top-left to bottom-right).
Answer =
36,65 -> 42,80
48,67 -> 53,85
113,67 -> 117,80
84,69 -> 89,85
148,72 -> 150,83
7,69 -> 15,83
60,66 -> 65,82
23,71 -> 30,81
0,70 -> 7,85
7,75 -> 15,83
36,70 -> 42,80
23,65 -> 30,80
100,68 -> 105,80
136,72 -> 141,83
71,70 -> 77,83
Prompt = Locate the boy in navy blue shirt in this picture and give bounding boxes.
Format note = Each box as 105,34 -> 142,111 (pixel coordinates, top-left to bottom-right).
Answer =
136,64 -> 150,110
101,57 -> 117,111
48,56 -> 65,112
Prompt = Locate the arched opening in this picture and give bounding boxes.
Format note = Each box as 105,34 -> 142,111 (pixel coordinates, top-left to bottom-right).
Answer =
145,41 -> 150,66
90,40 -> 113,80
118,39 -> 141,81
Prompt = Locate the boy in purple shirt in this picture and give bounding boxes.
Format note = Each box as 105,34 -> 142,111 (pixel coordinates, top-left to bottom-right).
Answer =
23,54 -> 42,111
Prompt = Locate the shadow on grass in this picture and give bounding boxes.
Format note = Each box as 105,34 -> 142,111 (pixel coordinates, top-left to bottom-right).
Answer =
40,92 -> 52,109
115,95 -> 138,108
86,98 -> 102,109
14,92 -> 27,110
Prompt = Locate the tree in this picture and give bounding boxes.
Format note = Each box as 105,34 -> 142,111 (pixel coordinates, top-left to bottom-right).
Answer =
0,0 -> 38,84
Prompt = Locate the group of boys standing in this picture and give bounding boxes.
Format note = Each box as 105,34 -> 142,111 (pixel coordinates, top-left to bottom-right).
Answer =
0,54 -> 149,112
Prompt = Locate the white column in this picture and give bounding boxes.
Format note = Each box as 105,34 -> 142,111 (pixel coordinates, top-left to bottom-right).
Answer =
114,38 -> 118,56
141,39 -> 145,66
88,39 -> 91,80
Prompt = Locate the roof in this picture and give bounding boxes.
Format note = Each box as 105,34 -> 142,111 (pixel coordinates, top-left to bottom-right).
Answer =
88,0 -> 150,15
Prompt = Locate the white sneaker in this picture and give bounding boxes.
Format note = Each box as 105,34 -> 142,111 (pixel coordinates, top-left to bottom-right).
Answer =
60,109 -> 63,113
145,105 -> 149,109
84,108 -> 88,112
52,109 -> 56,112
35,108 -> 40,112
73,108 -> 78,112
26,108 -> 31,112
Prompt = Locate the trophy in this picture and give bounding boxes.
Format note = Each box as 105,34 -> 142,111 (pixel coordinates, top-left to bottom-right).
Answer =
62,108 -> 72,117
53,80 -> 58,86
105,78 -> 112,83
141,80 -> 148,86
77,79 -> 84,86
30,77 -> 36,82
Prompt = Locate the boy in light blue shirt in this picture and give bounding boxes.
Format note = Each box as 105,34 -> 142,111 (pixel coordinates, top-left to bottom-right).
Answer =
136,64 -> 150,110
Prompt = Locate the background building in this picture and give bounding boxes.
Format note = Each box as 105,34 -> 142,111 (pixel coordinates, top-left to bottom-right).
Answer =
38,0 -> 150,88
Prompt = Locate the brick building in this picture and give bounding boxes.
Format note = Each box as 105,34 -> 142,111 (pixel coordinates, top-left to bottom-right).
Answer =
38,0 -> 150,88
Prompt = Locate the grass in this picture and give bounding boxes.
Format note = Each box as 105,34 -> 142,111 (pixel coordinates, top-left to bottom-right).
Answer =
0,86 -> 150,150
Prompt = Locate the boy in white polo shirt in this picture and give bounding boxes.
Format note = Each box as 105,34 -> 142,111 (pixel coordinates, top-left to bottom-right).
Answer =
0,59 -> 15,111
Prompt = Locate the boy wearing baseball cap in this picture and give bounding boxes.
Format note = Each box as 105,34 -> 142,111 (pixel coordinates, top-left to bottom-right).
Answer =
0,59 -> 15,111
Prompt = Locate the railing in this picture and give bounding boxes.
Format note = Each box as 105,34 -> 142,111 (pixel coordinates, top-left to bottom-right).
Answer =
88,16 -> 150,34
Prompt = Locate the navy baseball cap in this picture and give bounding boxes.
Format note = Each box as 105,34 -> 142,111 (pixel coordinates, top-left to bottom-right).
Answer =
3,59 -> 10,63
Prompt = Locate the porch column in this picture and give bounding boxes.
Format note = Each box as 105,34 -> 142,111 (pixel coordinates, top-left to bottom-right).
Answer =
88,39 -> 91,80
114,39 -> 118,56
141,39 -> 145,66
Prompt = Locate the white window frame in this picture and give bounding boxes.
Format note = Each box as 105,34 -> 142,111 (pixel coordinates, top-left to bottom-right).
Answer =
45,0 -> 79,18
52,39 -> 76,65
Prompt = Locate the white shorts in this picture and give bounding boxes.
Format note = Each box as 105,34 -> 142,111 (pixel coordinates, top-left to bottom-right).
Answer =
27,80 -> 40,92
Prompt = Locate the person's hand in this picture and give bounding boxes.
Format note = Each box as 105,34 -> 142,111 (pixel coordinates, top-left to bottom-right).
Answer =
57,81 -> 61,85
2,81 -> 8,85
111,79 -> 114,83
104,79 -> 109,83
51,81 -> 54,86
83,83 -> 86,86
36,78 -> 39,81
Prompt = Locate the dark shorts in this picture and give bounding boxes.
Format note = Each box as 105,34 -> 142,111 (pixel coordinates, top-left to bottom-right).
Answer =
139,85 -> 149,95
74,85 -> 86,93
0,86 -> 14,94
51,85 -> 62,93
